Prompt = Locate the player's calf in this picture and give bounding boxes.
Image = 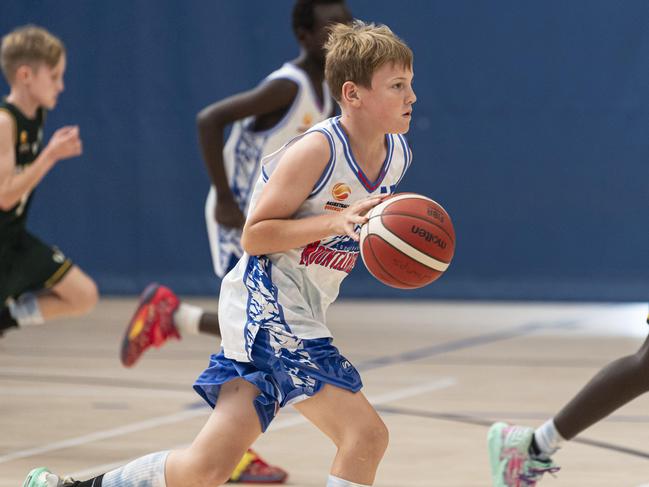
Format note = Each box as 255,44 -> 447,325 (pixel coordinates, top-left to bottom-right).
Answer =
66,269 -> 98,315
168,447 -> 244,487
51,266 -> 98,317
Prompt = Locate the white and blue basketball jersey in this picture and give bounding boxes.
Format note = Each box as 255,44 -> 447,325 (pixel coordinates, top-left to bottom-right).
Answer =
206,63 -> 333,277
218,116 -> 412,362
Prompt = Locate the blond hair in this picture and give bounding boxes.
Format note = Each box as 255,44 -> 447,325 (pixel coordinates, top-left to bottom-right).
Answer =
325,21 -> 413,102
1,25 -> 65,84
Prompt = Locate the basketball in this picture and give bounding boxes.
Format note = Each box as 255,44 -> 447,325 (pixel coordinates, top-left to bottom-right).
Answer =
359,193 -> 455,289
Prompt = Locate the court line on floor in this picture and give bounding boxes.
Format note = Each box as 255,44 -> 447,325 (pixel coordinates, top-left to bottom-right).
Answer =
0,386 -> 196,399
0,318 -> 579,393
0,318 -> 577,470
65,377 -> 455,479
355,320 -> 579,371
0,377 -> 456,467
417,410 -> 649,424
0,409 -> 203,464
0,321 -> 577,408
376,406 -> 649,460
0,367 -> 189,391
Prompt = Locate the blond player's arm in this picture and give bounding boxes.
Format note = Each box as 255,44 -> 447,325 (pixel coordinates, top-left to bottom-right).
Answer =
241,132 -> 382,256
0,118 -> 82,210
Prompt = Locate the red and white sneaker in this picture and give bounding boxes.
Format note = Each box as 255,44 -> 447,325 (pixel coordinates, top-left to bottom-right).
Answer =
228,449 -> 288,484
120,283 -> 180,367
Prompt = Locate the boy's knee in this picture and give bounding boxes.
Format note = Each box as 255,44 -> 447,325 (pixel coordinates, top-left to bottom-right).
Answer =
76,277 -> 99,314
369,420 -> 390,454
343,418 -> 389,458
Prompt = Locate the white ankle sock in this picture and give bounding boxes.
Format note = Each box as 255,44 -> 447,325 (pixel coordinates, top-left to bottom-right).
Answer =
174,303 -> 203,335
326,475 -> 370,486
534,419 -> 565,458
103,450 -> 169,487
8,293 -> 44,326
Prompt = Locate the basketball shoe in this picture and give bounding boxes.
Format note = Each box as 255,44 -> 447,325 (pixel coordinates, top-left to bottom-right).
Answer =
229,449 -> 288,484
488,422 -> 559,486
120,283 -> 180,367
23,468 -> 75,487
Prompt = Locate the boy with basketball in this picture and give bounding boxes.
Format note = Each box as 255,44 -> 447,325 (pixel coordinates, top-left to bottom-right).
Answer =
0,25 -> 98,338
120,2 -> 351,482
25,20 -> 416,487
488,308 -> 649,486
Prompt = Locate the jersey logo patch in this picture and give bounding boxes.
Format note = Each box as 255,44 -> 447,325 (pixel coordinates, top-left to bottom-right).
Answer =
332,182 -> 351,201
18,130 -> 31,154
52,249 -> 66,264
324,183 -> 352,212
297,113 -> 314,133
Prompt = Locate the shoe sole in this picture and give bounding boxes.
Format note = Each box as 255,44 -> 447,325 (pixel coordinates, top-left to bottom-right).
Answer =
120,283 -> 161,367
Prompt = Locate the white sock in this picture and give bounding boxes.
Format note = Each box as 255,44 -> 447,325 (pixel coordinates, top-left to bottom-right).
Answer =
103,450 -> 168,487
326,475 -> 370,486
8,293 -> 44,326
534,419 -> 565,459
174,303 -> 203,335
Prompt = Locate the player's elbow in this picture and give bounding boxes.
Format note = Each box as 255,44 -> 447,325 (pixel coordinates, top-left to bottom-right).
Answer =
241,225 -> 264,256
240,230 -> 257,256
196,105 -> 224,133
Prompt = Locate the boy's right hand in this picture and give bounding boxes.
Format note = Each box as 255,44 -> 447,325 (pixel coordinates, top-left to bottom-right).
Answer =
334,195 -> 384,241
45,126 -> 83,161
215,196 -> 246,228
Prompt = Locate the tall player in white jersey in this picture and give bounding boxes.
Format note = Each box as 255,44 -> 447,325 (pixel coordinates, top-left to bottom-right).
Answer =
25,21 -> 416,487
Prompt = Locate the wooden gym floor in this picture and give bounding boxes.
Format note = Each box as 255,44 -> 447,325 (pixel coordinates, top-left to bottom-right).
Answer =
1,298 -> 648,486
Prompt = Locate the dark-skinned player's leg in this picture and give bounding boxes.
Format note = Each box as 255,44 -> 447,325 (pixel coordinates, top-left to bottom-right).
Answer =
488,309 -> 649,486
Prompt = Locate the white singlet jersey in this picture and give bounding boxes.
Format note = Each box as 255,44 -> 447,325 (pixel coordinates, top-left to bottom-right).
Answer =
206,62 -> 333,277
219,116 -> 413,362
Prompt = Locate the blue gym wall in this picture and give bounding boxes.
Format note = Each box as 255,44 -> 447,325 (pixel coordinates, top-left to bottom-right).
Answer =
2,1 -> 648,301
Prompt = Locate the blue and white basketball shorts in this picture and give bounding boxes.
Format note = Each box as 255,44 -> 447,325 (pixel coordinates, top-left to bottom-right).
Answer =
193,328 -> 362,432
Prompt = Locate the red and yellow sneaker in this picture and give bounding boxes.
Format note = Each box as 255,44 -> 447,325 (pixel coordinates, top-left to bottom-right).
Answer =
229,449 -> 288,484
120,283 -> 180,367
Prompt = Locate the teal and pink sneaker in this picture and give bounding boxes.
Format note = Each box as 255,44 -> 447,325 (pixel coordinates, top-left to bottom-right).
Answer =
23,468 -> 75,487
488,422 -> 560,486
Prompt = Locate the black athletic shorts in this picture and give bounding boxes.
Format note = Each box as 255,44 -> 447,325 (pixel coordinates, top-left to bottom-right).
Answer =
0,230 -> 73,304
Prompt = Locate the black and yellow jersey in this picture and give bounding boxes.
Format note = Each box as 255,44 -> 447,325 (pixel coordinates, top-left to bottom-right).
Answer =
0,99 -> 45,236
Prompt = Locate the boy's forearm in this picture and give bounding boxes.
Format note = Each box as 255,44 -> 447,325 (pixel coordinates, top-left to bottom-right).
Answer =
197,114 -> 233,201
242,214 -> 338,256
0,149 -> 56,209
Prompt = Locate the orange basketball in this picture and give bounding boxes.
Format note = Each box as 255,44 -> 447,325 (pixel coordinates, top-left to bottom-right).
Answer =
359,193 -> 455,289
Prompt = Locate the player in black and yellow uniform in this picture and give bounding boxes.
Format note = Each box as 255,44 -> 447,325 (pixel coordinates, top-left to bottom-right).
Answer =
0,25 -> 97,336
